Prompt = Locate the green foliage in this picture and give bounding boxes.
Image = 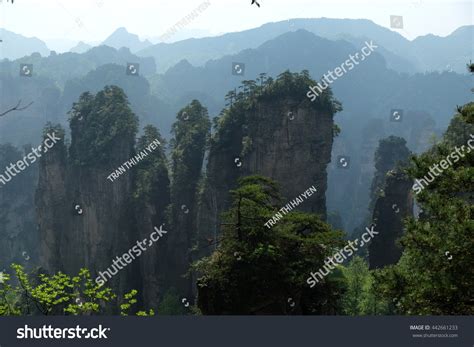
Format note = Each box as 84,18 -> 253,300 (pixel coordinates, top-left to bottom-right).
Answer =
443,113 -> 474,147
455,102 -> 474,126
341,257 -> 367,315
193,175 -> 346,314
341,257 -> 390,315
0,271 -> 19,316
456,62 -> 473,124
170,100 -> 211,194
120,289 -> 138,316
42,122 -> 66,141
375,109 -> 474,314
213,70 -> 342,150
119,289 -> 154,316
133,125 -> 170,203
0,265 -> 115,315
0,265 -> 153,316
68,86 -> 138,166
157,288 -> 186,315
410,115 -> 473,195
370,136 -> 411,209
136,309 -> 155,316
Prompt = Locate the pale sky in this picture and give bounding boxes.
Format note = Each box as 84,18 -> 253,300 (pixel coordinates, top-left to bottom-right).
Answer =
1,0 -> 472,51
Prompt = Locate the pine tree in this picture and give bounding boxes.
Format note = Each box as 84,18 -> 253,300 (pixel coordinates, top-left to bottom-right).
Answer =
194,176 -> 346,314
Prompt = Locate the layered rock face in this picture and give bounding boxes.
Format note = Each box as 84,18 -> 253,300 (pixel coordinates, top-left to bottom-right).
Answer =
198,72 -> 340,253
37,121 -> 140,300
242,104 -> 333,214
36,87 -> 169,308
0,144 -> 38,269
369,171 -> 413,269
35,130 -> 68,272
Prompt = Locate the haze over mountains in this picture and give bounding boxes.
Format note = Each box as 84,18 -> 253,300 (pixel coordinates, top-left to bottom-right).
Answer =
0,28 -> 50,60
2,19 -> 472,74
102,27 -> 153,53
137,19 -> 473,74
0,16 -> 472,241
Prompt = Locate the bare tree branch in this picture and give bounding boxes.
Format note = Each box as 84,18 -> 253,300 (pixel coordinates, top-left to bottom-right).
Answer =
0,99 -> 34,118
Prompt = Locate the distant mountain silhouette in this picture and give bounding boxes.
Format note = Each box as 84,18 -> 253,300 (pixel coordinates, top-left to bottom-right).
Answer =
3,19 -> 471,73
70,41 -> 93,54
102,27 -> 152,53
0,45 -> 156,88
137,18 -> 472,74
0,28 -> 50,60
411,25 -> 473,72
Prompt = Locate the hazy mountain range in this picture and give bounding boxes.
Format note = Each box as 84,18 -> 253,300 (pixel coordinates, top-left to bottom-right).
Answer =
1,19 -> 472,74
0,28 -> 50,60
138,18 -> 473,74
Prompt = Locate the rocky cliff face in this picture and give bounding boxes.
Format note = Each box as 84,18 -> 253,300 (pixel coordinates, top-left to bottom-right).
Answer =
369,171 -> 413,269
351,136 -> 412,261
36,87 -> 170,309
242,103 -> 333,214
0,144 -> 38,269
167,101 -> 210,298
35,128 -> 68,272
37,117 -> 140,303
133,126 -> 171,308
197,71 -> 341,253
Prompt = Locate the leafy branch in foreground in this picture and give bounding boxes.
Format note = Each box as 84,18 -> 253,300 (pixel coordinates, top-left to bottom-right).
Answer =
120,289 -> 154,316
0,265 -> 152,316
